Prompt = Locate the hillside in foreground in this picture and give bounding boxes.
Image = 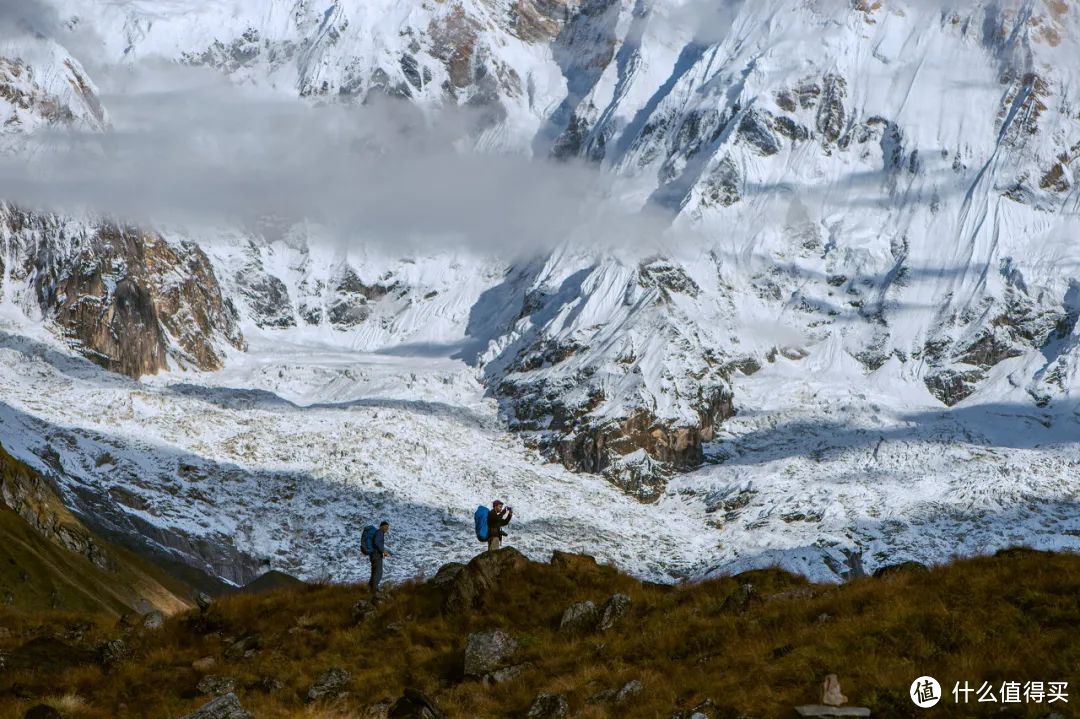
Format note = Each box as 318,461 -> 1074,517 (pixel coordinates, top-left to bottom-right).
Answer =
2,545 -> 1078,719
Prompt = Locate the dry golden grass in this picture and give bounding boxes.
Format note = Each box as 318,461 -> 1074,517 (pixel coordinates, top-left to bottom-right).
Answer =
1,548 -> 1078,718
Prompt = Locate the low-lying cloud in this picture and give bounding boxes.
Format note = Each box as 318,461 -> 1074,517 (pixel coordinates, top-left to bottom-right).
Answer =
0,60 -> 676,256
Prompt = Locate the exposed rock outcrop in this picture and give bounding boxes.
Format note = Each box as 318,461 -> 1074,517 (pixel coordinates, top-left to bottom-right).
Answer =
2,208 -> 245,378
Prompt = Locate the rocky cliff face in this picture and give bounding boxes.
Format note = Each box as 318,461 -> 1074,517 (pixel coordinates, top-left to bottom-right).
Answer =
1,207 -> 246,378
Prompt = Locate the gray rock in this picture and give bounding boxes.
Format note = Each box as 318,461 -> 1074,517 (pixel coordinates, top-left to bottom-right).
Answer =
527,693 -> 568,719
597,593 -> 632,631
179,693 -> 253,719
98,638 -> 130,669
483,662 -> 532,686
307,667 -> 351,702
226,634 -> 261,659
558,601 -> 598,633
195,591 -> 214,612
820,674 -> 846,706
429,562 -> 466,587
463,630 -> 518,678
141,610 -> 165,630
444,548 -> 529,613
794,707 -> 870,717
196,675 -> 236,696
721,583 -> 761,613
616,679 -> 644,703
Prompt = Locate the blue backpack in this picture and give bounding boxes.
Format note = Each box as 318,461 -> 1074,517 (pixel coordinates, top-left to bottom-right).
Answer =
360,525 -> 377,556
474,506 -> 490,542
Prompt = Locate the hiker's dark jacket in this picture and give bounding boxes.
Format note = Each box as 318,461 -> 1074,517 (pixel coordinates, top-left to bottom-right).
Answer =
487,509 -> 512,539
373,529 -> 387,556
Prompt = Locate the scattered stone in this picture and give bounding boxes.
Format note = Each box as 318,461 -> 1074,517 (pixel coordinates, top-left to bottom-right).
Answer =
23,706 -> 61,719
98,638 -> 130,669
226,634 -> 261,659
429,562 -> 466,587
142,610 -> 165,630
597,593 -> 632,631
192,656 -> 217,672
463,629 -> 518,678
365,700 -> 393,719
179,693 -> 252,719
483,662 -> 532,686
821,674 -> 847,706
587,688 -> 618,705
388,688 -> 446,718
260,676 -> 284,693
307,667 -> 351,702
616,679 -> 644,703
721,583 -> 762,613
872,561 -> 930,579
558,601 -> 598,633
527,693 -> 568,719
816,613 -> 832,623
196,675 -> 236,697
195,591 -> 214,612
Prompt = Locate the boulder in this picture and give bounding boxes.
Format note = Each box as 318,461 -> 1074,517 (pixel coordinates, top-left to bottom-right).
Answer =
226,634 -> 261,659
444,548 -> 530,613
260,676 -> 284,693
179,693 -> 252,719
429,562 -> 466,587
388,688 -> 446,719
527,693 -> 569,719
872,561 -> 930,579
464,630 -> 518,678
720,584 -> 761,614
23,707 -> 61,719
483,662 -> 532,686
98,638 -> 130,669
558,601 -> 598,633
616,680 -> 644,703
597,593 -> 632,632
142,610 -> 165,630
821,674 -> 847,706
195,591 -> 214,611
196,675 -> 236,696
307,667 -> 351,702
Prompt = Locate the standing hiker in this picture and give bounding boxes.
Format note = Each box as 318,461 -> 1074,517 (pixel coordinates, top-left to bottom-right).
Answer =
486,500 -> 513,552
361,521 -> 391,594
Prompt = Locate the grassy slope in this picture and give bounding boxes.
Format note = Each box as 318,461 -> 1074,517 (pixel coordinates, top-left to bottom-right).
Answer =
2,549 -> 1078,719
0,445 -> 192,617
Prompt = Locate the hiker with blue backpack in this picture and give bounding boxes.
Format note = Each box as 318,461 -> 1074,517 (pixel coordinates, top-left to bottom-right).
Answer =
360,521 -> 391,594
474,500 -> 513,551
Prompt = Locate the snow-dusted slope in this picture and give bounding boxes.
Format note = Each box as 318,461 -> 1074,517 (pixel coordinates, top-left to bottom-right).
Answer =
0,0 -> 1077,583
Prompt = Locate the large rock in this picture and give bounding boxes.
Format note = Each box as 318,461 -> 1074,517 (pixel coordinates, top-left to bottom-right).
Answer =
388,688 -> 446,719
527,693 -> 569,719
444,548 -> 530,613
196,675 -> 236,697
821,674 -> 847,707
550,551 -> 598,571
141,610 -> 165,630
179,693 -> 252,719
429,562 -> 466,587
597,593 -> 632,632
463,630 -> 518,678
307,667 -> 351,702
558,601 -> 598,633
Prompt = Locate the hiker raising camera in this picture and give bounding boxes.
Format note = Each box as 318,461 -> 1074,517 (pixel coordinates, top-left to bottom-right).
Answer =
360,521 -> 391,594
474,500 -> 513,552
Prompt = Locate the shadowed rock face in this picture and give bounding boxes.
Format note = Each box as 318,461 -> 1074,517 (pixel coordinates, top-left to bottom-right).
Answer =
3,207 -> 245,378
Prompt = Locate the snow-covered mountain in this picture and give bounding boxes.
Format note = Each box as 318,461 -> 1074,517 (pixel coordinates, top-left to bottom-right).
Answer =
0,0 -> 1078,584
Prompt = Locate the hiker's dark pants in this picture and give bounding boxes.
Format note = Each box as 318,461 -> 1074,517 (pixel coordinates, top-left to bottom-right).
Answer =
369,553 -> 384,593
